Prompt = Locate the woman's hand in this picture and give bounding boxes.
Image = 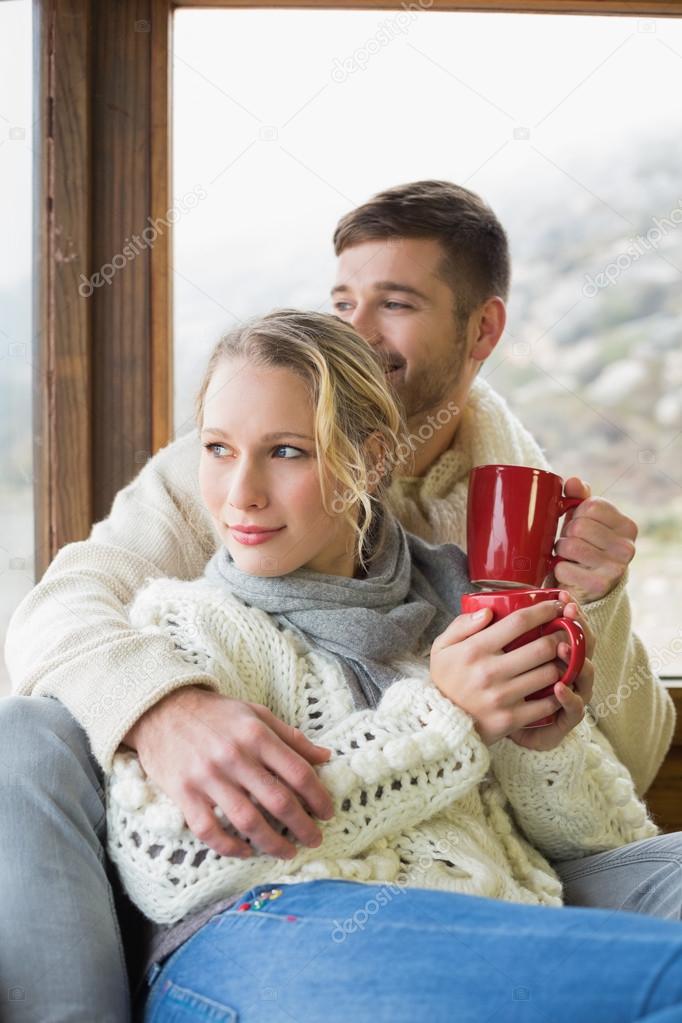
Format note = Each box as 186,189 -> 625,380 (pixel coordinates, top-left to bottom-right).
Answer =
123,686 -> 335,859
430,592 -> 594,749
508,592 -> 595,752
431,599 -> 570,746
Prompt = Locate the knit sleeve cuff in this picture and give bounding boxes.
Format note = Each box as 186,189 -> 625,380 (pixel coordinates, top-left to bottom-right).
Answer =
580,569 -> 628,632
489,720 -> 589,794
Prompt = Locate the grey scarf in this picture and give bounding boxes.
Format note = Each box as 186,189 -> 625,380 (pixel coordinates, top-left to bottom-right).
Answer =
203,508 -> 470,709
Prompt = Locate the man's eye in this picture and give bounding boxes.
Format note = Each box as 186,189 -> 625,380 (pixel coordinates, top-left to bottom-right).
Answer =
385,301 -> 411,310
274,445 -> 304,459
333,302 -> 353,313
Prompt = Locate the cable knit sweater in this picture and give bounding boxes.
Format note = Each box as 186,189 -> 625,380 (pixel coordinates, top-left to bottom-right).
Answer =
106,575 -> 658,925
5,379 -> 675,795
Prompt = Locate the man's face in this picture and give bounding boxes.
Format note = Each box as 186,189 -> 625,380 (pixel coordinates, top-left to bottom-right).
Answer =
331,237 -> 470,419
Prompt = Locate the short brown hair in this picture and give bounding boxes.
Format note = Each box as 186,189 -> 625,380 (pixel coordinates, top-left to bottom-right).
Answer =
333,180 -> 510,319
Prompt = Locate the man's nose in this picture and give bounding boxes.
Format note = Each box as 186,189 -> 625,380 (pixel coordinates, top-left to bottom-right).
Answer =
350,305 -> 382,346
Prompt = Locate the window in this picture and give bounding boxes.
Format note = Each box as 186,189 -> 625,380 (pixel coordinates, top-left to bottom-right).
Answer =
0,0 -> 34,696
172,8 -> 682,674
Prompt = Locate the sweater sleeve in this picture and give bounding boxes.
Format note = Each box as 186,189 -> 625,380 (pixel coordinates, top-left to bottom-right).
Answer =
107,669 -> 490,924
489,718 -> 659,863
3,431 -> 222,772
581,572 -> 676,797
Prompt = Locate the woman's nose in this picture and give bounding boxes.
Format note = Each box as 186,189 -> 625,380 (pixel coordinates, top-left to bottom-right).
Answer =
227,462 -> 267,509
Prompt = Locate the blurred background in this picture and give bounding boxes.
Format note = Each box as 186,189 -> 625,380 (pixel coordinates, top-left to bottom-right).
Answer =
2,1 -> 681,692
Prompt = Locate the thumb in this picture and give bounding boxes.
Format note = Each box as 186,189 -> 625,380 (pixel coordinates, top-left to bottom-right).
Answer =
432,607 -> 492,654
564,476 -> 591,500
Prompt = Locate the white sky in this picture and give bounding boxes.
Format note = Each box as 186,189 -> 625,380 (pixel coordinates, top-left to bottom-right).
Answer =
171,8 -> 682,340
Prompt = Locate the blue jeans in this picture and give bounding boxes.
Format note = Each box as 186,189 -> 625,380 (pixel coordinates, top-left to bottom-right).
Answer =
142,879 -> 682,1022
1,695 -> 680,1022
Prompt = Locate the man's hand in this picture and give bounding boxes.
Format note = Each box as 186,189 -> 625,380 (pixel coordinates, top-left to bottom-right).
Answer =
122,686 -> 335,860
548,477 -> 638,604
508,592 -> 595,751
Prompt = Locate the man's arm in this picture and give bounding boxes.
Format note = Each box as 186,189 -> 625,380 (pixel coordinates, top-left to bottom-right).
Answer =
550,479 -> 676,796
4,430 -> 222,771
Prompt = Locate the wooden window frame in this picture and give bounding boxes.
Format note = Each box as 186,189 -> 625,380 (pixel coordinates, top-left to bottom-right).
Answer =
35,0 -> 681,567
31,0 -> 682,827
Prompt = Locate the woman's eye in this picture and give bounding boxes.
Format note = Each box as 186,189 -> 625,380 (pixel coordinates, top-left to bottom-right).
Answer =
274,445 -> 304,459
203,442 -> 230,457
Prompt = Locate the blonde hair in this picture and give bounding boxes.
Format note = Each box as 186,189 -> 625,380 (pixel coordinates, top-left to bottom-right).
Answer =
195,309 -> 405,571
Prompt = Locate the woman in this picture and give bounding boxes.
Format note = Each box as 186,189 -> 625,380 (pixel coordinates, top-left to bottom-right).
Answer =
107,310 -> 682,1022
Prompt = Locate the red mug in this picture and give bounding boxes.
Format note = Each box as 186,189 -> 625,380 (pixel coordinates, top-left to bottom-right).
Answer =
460,588 -> 586,728
467,464 -> 585,589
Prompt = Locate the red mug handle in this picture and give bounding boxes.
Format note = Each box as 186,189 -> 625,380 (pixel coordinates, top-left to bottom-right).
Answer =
541,616 -> 586,685
547,496 -> 585,573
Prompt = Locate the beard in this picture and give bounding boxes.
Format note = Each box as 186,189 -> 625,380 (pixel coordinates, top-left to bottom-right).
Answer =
390,330 -> 468,421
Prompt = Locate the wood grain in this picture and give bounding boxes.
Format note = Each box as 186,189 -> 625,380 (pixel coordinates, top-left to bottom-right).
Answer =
34,0 -> 93,578
151,0 -> 173,454
174,0 -> 682,17
646,685 -> 682,834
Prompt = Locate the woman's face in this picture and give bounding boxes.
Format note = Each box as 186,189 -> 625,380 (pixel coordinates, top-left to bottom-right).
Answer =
199,356 -> 357,578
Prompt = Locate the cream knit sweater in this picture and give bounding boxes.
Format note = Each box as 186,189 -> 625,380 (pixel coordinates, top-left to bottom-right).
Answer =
5,379 -> 675,795
106,575 -> 657,925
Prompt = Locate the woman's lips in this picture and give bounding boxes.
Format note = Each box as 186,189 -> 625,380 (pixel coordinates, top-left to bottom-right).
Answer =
230,526 -> 285,546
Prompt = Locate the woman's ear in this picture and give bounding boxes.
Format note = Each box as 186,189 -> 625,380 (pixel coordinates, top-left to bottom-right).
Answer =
363,432 -> 389,493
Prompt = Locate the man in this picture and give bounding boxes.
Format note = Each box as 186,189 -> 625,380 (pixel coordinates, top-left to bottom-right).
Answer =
1,181 -> 677,1022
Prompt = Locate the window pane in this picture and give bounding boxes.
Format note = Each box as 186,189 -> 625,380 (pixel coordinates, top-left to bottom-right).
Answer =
0,0 -> 34,696
173,8 -> 682,675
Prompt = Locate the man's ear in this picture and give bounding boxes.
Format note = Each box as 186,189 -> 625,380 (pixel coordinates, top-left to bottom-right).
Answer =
469,296 -> 506,363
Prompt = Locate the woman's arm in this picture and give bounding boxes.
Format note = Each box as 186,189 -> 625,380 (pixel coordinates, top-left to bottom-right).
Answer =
489,718 -> 659,862
107,662 -> 491,924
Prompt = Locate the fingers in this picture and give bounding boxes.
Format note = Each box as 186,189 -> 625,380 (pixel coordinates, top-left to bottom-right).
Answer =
182,787 -> 258,859
552,558 -> 618,602
204,768 -> 310,861
555,523 -> 635,568
563,476 -> 591,501
432,607 -> 493,653
562,496 -> 637,540
567,658 -> 595,707
487,600 -> 563,650
502,631 -> 562,678
248,703 -> 332,764
235,707 -> 335,826
504,658 -> 564,705
556,593 -> 596,660
550,680 -> 586,736
512,690 -> 563,730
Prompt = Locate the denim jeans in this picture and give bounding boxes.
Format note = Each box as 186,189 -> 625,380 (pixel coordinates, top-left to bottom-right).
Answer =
1,694 -> 681,1023
142,878 -> 682,1022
